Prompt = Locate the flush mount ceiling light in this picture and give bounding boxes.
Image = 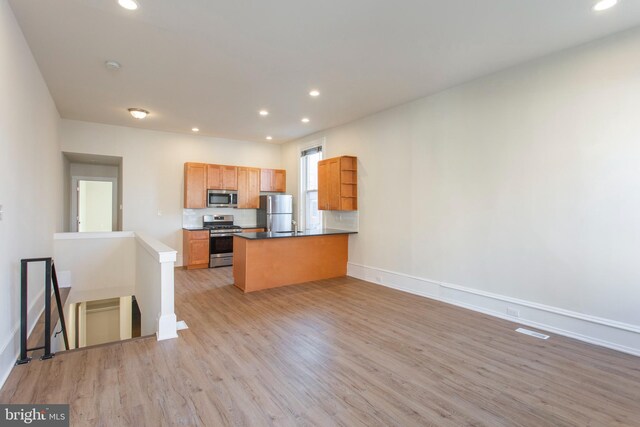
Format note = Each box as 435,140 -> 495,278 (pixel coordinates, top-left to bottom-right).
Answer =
118,0 -> 139,10
593,0 -> 618,11
192,127 -> 199,132
266,136 -> 273,140
259,110 -> 269,116
105,60 -> 121,70
301,117 -> 310,123
309,90 -> 320,97
128,108 -> 149,119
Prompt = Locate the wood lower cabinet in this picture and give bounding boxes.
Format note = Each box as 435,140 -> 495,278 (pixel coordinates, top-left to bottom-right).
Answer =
184,163 -> 207,209
208,164 -> 238,190
237,167 -> 261,209
318,156 -> 357,211
183,230 -> 210,269
260,168 -> 286,192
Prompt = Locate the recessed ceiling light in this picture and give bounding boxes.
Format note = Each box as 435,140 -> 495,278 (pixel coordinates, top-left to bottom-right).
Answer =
105,60 -> 121,70
128,108 -> 149,119
266,136 -> 273,140
192,127 -> 199,132
309,90 -> 320,97
301,117 -> 310,123
259,110 -> 269,116
593,0 -> 617,11
118,0 -> 139,10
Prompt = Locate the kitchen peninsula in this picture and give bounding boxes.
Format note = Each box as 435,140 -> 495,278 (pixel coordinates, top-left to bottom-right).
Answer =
233,229 -> 357,292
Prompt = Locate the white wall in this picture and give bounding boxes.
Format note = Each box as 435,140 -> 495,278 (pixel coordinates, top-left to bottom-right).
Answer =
0,0 -> 62,386
283,27 -> 640,353
60,120 -> 283,265
54,233 -> 136,303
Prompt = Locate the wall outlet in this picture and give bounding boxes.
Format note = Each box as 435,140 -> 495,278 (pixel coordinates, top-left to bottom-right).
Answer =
507,307 -> 520,318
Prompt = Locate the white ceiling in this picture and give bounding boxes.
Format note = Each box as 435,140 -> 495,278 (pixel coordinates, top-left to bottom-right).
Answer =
9,0 -> 640,143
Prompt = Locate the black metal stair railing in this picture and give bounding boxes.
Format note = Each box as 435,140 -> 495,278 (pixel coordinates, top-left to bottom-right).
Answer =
16,258 -> 69,365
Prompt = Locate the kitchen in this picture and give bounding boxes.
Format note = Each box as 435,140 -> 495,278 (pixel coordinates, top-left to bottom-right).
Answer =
4,0 -> 640,424
182,157 -> 358,292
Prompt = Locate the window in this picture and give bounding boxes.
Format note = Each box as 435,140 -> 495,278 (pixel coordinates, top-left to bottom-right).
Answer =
300,145 -> 323,230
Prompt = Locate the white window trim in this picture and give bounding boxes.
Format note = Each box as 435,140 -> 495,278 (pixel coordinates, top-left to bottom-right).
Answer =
298,137 -> 325,230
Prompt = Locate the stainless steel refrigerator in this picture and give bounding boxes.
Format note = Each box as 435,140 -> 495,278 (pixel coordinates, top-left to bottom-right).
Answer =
257,195 -> 293,232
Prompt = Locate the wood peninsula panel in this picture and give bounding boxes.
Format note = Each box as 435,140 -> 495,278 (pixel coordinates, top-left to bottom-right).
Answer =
233,234 -> 348,292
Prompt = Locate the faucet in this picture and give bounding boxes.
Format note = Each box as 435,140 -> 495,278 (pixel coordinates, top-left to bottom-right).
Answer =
292,220 -> 298,234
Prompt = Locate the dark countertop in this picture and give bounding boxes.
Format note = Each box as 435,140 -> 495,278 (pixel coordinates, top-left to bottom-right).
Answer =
234,228 -> 357,240
183,226 -> 262,231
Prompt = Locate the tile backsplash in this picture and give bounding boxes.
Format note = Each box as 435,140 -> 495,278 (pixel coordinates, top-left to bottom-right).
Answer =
183,208 -> 258,228
184,207 -> 358,231
325,211 -> 359,232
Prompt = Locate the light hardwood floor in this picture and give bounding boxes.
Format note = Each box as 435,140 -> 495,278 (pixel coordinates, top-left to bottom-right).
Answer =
1,268 -> 639,426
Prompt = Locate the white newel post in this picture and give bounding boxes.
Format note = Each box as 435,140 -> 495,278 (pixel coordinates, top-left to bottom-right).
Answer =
156,254 -> 178,340
134,232 -> 179,341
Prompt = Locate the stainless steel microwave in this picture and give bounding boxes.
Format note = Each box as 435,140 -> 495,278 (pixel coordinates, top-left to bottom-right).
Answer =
207,190 -> 238,208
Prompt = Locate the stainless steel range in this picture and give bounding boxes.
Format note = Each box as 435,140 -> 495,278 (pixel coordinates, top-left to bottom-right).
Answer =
203,215 -> 243,268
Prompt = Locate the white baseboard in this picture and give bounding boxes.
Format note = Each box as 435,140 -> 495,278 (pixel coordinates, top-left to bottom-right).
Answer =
347,262 -> 640,357
0,287 -> 47,389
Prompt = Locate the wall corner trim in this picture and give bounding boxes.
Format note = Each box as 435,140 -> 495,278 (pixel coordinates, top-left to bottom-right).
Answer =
347,262 -> 640,357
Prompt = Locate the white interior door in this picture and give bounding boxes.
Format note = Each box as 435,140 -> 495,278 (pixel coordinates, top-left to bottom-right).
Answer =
78,180 -> 113,232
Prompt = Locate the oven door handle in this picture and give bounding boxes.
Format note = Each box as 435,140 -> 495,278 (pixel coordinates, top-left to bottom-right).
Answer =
210,233 -> 237,237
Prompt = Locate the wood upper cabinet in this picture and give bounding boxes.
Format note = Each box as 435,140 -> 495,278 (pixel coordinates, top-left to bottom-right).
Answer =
184,163 -> 207,209
186,162 -> 283,209
273,169 -> 286,192
260,168 -> 287,192
183,230 -> 209,269
318,156 -> 358,211
207,164 -> 237,190
318,160 -> 329,211
237,167 -> 261,209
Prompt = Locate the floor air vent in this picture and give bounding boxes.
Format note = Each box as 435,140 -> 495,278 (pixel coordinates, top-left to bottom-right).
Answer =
516,328 -> 550,340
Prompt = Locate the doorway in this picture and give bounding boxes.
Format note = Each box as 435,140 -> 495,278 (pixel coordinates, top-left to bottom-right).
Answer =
63,152 -> 123,232
78,180 -> 113,232
71,176 -> 118,232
